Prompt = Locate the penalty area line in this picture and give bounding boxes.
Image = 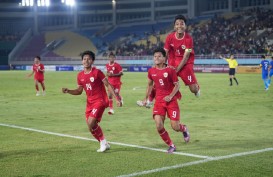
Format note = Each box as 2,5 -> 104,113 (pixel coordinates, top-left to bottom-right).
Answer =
117,147 -> 273,177
0,123 -> 208,159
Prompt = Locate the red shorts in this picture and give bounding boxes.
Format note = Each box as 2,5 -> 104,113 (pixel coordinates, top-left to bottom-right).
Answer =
177,64 -> 197,85
35,77 -> 44,83
85,101 -> 106,122
153,99 -> 180,121
109,84 -> 121,94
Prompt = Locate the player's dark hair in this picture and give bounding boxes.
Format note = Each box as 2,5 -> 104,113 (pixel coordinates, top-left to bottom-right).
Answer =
108,52 -> 115,57
261,55 -> 266,59
81,50 -> 95,61
153,47 -> 166,57
35,56 -> 41,60
174,14 -> 187,24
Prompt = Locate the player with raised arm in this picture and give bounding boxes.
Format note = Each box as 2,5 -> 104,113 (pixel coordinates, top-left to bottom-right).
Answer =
142,47 -> 190,153
62,50 -> 122,152
105,52 -> 123,115
27,56 -> 46,96
219,54 -> 239,86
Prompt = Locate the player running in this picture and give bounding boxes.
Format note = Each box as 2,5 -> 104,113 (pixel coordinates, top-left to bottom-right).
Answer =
27,56 -> 46,96
141,47 -> 190,153
105,52 -> 123,115
260,55 -> 270,91
62,50 -> 122,152
137,15 -> 200,108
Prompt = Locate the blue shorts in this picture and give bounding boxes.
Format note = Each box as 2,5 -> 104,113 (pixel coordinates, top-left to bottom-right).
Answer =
262,72 -> 269,80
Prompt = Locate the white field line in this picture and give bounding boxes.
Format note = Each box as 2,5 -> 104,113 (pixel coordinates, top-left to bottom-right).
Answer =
0,123 -> 209,159
132,87 -> 145,91
117,147 -> 273,177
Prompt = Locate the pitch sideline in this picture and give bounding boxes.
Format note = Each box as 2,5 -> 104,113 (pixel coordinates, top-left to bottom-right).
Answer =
117,147 -> 273,177
0,123 -> 208,159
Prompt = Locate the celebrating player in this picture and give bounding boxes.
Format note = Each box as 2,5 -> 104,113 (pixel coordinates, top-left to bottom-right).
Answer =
105,52 -> 123,115
62,50 -> 122,152
220,54 -> 239,86
142,47 -> 190,153
137,15 -> 200,108
27,56 -> 46,96
164,14 -> 200,97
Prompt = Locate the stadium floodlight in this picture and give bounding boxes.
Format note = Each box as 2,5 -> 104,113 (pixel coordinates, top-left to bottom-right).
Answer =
61,0 -> 75,6
19,0 -> 50,7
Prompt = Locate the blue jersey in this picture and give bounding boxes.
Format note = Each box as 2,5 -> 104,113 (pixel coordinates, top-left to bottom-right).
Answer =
260,60 -> 269,79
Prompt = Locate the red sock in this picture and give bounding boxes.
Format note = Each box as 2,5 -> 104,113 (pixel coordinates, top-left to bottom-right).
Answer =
35,85 -> 39,91
91,128 -> 100,142
92,124 -> 105,141
109,99 -> 113,109
179,124 -> 186,132
158,128 -> 173,146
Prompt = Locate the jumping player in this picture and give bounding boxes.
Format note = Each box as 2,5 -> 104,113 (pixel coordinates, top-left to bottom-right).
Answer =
164,14 -> 200,97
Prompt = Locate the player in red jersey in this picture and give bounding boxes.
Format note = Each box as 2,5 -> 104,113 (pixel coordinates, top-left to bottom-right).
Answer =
27,56 -> 46,96
142,47 -> 190,153
164,14 -> 200,97
62,50 -> 122,152
105,52 -> 123,115
137,15 -> 200,108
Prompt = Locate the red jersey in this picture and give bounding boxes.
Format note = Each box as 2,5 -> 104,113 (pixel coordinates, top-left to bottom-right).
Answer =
32,63 -> 44,81
77,67 -> 109,107
164,32 -> 195,67
105,62 -> 123,85
148,66 -> 181,102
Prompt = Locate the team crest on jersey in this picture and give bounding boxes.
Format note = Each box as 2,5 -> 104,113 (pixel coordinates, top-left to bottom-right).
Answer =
163,72 -> 168,78
90,77 -> 94,82
112,67 -> 115,70
181,45 -> 186,50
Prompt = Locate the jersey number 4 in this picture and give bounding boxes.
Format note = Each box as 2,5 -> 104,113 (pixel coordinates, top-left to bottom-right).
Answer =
187,75 -> 192,83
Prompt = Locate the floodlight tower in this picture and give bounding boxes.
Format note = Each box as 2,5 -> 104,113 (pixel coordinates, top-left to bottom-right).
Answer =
112,0 -> 116,26
61,0 -> 77,30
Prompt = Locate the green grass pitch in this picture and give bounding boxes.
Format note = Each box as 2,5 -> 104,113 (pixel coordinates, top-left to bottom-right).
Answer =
1,71 -> 273,177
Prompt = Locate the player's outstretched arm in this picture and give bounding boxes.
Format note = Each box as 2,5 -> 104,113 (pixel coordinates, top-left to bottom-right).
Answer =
27,71 -> 34,78
219,55 -> 225,60
62,86 -> 83,95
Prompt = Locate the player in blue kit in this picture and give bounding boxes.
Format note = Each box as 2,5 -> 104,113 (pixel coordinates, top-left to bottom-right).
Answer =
260,55 -> 270,91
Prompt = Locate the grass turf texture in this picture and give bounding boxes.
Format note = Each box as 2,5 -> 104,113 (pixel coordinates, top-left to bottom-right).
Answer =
1,71 -> 273,177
